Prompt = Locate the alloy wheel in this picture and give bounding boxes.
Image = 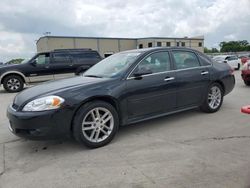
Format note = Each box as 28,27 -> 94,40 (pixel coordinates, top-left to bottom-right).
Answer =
82,107 -> 114,143
7,78 -> 21,91
208,86 -> 222,110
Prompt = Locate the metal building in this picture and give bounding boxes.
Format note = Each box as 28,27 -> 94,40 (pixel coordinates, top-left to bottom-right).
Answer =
36,36 -> 204,57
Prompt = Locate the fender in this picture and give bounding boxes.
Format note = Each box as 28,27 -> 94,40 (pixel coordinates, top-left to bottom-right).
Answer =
0,71 -> 29,84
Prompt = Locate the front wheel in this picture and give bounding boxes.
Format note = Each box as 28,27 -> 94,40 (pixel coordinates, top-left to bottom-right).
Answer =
3,75 -> 24,93
200,83 -> 224,113
73,101 -> 119,148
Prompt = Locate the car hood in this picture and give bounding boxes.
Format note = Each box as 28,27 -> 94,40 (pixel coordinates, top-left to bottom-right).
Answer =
0,63 -> 24,73
14,76 -> 110,107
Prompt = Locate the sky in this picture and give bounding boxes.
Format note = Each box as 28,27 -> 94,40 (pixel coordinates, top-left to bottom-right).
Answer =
0,0 -> 250,62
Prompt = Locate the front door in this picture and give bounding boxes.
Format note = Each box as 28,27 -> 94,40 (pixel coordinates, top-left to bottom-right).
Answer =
171,50 -> 210,108
27,53 -> 54,83
126,51 -> 177,121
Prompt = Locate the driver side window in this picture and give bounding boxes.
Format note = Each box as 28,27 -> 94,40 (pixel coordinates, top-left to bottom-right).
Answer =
134,51 -> 171,75
35,54 -> 49,65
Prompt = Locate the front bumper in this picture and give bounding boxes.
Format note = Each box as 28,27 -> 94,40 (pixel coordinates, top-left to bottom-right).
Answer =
7,105 -> 73,140
241,70 -> 250,81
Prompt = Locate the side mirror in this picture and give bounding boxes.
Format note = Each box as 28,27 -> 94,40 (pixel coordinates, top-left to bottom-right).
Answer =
30,60 -> 37,66
133,68 -> 152,78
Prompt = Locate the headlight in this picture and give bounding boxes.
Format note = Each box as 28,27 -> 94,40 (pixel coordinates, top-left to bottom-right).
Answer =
22,96 -> 65,111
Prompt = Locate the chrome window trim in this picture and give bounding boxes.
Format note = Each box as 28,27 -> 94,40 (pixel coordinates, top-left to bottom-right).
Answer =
126,49 -> 212,80
127,65 -> 212,80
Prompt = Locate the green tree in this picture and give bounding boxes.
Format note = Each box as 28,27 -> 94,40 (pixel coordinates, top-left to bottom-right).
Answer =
204,47 -> 219,53
6,58 -> 24,64
220,40 -> 250,52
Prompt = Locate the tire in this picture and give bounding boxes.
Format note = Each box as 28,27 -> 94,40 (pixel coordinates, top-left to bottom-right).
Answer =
235,63 -> 240,70
3,75 -> 24,93
200,83 -> 224,113
244,80 -> 250,86
73,100 -> 119,148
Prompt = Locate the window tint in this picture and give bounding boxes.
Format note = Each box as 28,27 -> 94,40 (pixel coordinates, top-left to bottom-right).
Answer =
71,51 -> 100,59
133,51 -> 171,74
35,54 -> 49,65
172,51 -> 200,69
53,53 -> 70,63
157,42 -> 162,47
227,56 -> 237,61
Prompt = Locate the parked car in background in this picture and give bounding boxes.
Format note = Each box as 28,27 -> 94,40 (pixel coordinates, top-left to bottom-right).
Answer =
213,55 -> 241,70
0,49 -> 102,92
241,60 -> 250,86
0,62 -> 3,66
7,47 -> 235,148
239,55 -> 250,65
241,105 -> 250,114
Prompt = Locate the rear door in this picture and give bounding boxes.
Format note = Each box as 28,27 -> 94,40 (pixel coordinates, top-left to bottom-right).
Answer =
171,50 -> 210,108
50,52 -> 75,80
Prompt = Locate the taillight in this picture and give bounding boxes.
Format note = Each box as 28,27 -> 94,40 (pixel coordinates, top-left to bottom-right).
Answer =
242,62 -> 250,71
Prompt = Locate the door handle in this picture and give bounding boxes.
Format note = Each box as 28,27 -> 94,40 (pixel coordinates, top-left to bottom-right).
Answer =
69,64 -> 73,67
201,71 -> 209,75
164,77 -> 175,81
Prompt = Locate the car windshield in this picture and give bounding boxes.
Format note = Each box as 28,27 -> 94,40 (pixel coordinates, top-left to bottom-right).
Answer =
21,57 -> 32,64
83,52 -> 141,78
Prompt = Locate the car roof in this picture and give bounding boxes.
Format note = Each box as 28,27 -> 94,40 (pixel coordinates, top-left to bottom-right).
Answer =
119,47 -> 200,54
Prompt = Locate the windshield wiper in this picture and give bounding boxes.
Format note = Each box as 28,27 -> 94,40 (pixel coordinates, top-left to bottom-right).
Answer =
84,75 -> 103,78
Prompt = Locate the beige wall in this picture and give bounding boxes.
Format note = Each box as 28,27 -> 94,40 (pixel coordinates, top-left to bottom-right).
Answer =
36,37 -> 204,54
74,38 -> 98,50
47,38 -> 74,51
119,39 -> 137,51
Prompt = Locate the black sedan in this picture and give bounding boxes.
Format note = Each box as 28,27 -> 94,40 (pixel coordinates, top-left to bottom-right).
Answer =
7,47 -> 235,148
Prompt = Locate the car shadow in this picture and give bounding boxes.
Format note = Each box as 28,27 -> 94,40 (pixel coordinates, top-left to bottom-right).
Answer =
117,108 -> 200,140
13,108 -> 201,153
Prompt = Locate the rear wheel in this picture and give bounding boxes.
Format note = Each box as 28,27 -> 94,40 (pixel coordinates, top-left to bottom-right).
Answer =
200,83 -> 223,113
3,75 -> 24,93
73,100 -> 119,148
244,80 -> 250,86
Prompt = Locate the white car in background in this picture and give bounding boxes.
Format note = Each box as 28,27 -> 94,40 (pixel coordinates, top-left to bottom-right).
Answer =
213,55 -> 241,70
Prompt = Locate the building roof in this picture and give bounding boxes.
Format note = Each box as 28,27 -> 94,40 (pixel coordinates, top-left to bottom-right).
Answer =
36,35 -> 204,44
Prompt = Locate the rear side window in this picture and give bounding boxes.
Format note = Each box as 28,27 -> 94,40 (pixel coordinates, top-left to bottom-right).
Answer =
172,51 -> 200,69
70,51 -> 100,60
52,53 -> 71,63
198,53 -> 212,66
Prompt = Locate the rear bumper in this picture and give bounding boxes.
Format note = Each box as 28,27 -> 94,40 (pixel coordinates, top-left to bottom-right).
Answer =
6,105 -> 73,140
223,75 -> 235,96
